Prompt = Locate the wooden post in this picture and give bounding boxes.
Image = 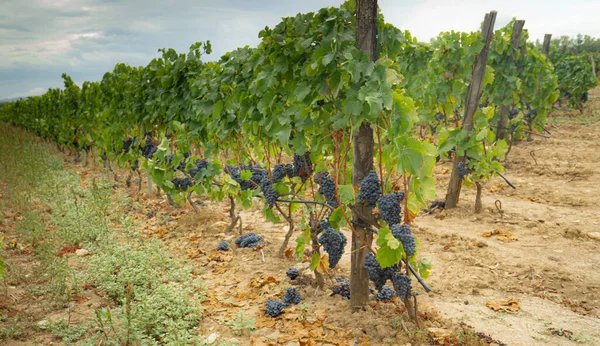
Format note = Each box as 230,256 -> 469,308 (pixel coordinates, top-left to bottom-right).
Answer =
542,34 -> 552,56
528,34 -> 552,141
591,53 -> 596,76
350,0 -> 377,309
445,11 -> 497,209
496,20 -> 525,140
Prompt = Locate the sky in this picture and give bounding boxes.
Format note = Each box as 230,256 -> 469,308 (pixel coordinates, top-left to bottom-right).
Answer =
1,0 -> 598,100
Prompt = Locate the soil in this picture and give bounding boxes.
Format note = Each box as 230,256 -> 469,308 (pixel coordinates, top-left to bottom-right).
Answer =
1,87 -> 599,345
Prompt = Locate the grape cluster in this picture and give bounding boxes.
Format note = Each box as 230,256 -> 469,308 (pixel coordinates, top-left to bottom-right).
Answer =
282,288 -> 302,305
172,177 -> 194,191
123,136 -> 137,153
166,154 -> 189,171
131,159 -> 139,171
293,152 -> 313,182
392,272 -> 412,299
508,109 -> 520,120
260,178 -> 279,208
582,91 -> 589,103
143,138 -> 157,159
189,159 -> 208,177
331,277 -> 350,299
249,165 -> 268,187
313,171 -> 339,209
364,252 -> 395,291
376,286 -> 395,301
216,241 -> 229,251
285,163 -> 296,178
378,192 -> 404,226
435,112 -> 444,122
315,219 -> 331,235
357,170 -> 381,208
235,232 -> 263,248
271,163 -> 287,182
265,299 -> 287,318
286,267 -> 299,280
225,164 -> 265,190
318,226 -> 347,269
457,161 -> 471,179
390,224 -> 416,257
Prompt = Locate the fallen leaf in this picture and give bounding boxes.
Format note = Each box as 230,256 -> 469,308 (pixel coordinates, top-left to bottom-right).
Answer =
486,298 -> 521,312
405,209 -> 417,224
428,327 -> 452,343
284,247 -> 295,258
57,244 -> 81,257
249,275 -> 280,288
481,229 -> 518,242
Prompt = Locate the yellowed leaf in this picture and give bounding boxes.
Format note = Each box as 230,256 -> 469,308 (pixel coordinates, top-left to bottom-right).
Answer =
486,298 -> 521,312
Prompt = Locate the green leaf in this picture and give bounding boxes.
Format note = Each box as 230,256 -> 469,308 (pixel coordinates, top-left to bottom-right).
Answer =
295,82 -> 311,102
417,258 -> 432,280
329,207 -> 346,229
322,52 -> 334,66
241,170 -> 252,181
309,252 -> 321,271
375,227 -> 404,268
295,225 -> 310,261
338,185 -> 355,205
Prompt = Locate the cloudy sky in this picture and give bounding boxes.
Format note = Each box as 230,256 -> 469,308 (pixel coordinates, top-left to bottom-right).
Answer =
1,0 -> 598,100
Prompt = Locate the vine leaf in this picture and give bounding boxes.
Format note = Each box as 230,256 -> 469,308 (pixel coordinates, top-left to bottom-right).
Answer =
375,227 -> 404,268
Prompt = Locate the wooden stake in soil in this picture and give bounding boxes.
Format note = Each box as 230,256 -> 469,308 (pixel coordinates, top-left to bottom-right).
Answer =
350,0 -> 378,310
496,20 -> 525,140
529,33 -> 552,141
445,11 -> 498,209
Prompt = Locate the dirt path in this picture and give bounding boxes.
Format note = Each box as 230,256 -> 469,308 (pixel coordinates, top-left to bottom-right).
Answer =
412,88 -> 600,345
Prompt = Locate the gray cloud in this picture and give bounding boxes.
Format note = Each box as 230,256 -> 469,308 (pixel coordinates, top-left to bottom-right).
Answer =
1,0 -> 598,99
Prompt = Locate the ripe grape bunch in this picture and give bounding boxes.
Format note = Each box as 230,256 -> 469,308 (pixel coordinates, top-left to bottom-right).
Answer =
331,277 -> 350,299
286,267 -> 299,280
282,288 -> 302,305
364,252 -> 395,291
225,164 -> 265,190
313,171 -> 339,209
172,177 -> 193,191
265,299 -> 287,318
390,224 -> 416,257
216,241 -> 229,251
457,161 -> 471,179
123,136 -> 137,153
357,170 -> 381,208
293,151 -> 313,182
189,159 -> 208,177
392,272 -> 412,299
235,232 -> 263,248
166,153 -> 190,171
271,163 -> 287,182
260,177 -> 279,208
508,109 -> 520,120
376,286 -> 395,301
143,138 -> 157,159
285,163 -> 296,178
318,224 -> 347,268
435,112 -> 444,122
378,192 -> 404,226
